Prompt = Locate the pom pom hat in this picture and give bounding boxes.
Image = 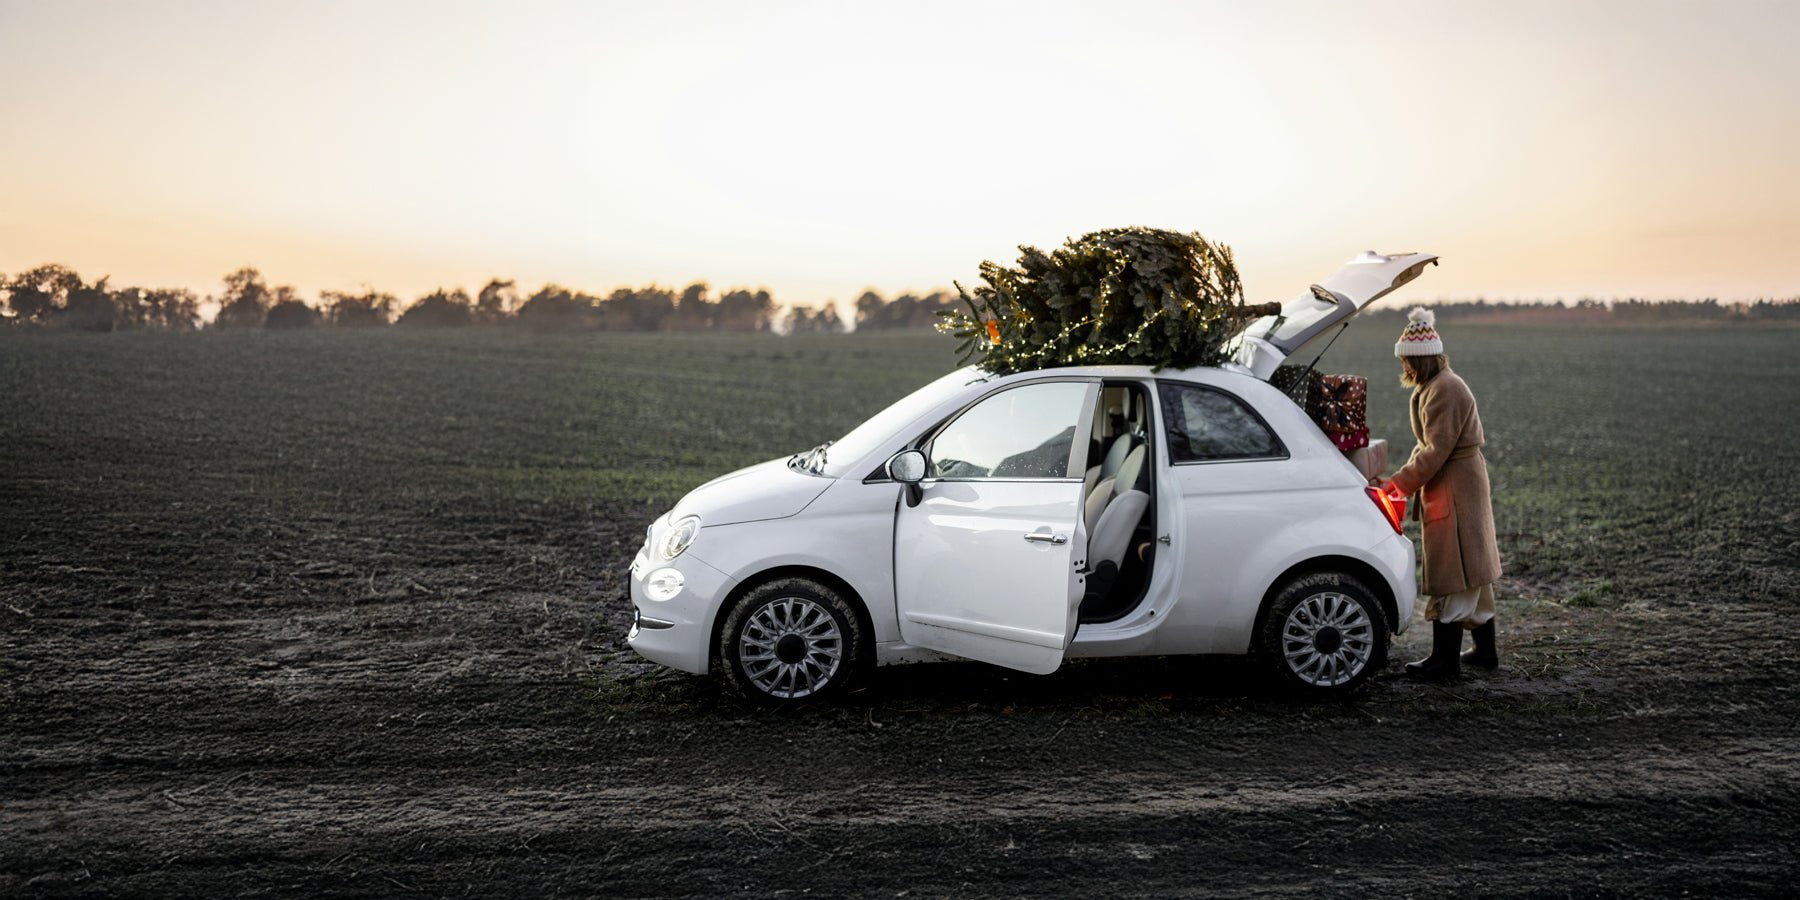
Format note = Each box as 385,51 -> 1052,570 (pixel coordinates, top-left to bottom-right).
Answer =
1394,307 -> 1444,357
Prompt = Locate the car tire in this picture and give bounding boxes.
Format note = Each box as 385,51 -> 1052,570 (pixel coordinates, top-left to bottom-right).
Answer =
1257,571 -> 1389,696
719,577 -> 864,704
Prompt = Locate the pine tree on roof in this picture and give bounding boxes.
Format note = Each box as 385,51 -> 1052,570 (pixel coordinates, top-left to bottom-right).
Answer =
938,227 -> 1266,375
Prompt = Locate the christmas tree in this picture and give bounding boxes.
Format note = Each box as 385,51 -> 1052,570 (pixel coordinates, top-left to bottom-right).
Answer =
937,227 -> 1274,375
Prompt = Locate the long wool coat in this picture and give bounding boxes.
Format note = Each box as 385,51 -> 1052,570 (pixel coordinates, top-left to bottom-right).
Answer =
1388,367 -> 1502,596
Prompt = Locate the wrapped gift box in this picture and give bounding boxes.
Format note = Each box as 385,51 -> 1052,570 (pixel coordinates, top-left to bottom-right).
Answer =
1346,438 -> 1387,482
1309,374 -> 1369,450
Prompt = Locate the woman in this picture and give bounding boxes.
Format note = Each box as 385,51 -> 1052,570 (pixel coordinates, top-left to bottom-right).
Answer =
1380,308 -> 1502,680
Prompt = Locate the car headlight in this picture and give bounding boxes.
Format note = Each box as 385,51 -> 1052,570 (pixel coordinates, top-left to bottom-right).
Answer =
660,515 -> 701,561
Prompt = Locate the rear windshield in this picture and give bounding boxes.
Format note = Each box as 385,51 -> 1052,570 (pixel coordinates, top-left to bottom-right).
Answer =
1260,286 -> 1340,345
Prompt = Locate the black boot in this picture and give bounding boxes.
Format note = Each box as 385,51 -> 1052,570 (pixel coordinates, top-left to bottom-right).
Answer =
1462,619 -> 1499,670
1405,620 -> 1462,681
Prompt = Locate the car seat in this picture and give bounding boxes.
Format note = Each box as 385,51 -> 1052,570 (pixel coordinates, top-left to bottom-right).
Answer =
1088,445 -> 1148,574
1084,432 -> 1142,531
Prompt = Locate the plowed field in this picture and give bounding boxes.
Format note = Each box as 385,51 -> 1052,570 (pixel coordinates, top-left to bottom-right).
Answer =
4,326 -> 1796,897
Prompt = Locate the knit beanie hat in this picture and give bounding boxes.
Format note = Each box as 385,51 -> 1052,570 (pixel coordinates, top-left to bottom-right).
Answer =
1394,307 -> 1443,357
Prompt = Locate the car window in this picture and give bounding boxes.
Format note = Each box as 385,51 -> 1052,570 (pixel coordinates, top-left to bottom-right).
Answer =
928,381 -> 1087,479
1157,381 -> 1283,462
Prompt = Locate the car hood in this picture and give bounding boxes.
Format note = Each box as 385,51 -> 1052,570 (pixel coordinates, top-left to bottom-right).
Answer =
669,457 -> 832,527
1229,250 -> 1438,378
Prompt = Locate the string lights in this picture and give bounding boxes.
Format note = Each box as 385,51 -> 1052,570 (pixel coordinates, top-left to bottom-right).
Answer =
937,227 -> 1254,375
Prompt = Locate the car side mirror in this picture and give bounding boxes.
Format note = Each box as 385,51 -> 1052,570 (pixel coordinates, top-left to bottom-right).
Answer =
887,449 -> 927,507
887,449 -> 926,484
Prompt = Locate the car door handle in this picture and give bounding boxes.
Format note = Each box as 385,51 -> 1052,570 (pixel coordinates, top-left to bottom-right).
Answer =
1023,532 -> 1069,545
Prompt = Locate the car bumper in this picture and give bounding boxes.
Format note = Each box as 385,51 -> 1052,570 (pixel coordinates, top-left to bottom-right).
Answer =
1370,531 -> 1418,633
626,545 -> 738,675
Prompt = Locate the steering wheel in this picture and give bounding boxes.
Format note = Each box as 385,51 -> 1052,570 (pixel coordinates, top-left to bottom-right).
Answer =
932,458 -> 987,479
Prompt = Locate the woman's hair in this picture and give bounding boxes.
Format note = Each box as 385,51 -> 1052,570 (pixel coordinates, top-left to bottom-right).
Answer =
1400,353 -> 1449,387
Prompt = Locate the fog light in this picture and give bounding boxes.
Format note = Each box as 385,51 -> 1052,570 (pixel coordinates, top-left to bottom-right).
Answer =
644,567 -> 685,602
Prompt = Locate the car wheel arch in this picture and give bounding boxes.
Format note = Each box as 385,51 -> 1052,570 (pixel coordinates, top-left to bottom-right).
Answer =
708,565 -> 877,674
1247,555 -> 1399,654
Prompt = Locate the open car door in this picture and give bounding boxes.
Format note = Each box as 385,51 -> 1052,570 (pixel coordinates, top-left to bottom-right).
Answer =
894,378 -> 1098,674
1229,250 -> 1438,379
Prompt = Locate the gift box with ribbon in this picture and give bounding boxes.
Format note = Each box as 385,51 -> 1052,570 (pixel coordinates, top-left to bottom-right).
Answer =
1308,374 -> 1369,451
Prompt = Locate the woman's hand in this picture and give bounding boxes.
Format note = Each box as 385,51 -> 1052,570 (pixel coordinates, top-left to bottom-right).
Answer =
1375,478 -> 1406,501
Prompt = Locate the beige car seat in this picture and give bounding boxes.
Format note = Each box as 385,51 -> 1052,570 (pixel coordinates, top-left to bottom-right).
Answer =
1088,445 -> 1148,572
1084,431 -> 1142,530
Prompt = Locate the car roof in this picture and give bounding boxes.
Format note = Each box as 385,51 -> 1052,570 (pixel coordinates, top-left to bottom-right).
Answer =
982,362 -> 1264,388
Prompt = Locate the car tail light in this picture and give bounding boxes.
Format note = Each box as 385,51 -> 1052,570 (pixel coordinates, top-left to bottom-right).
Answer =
1365,485 -> 1405,534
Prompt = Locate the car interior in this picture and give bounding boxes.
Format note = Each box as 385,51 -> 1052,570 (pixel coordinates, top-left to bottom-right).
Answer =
1078,382 -> 1157,623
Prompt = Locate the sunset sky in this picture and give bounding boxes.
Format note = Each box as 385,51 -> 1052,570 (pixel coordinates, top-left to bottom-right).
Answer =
2,0 -> 1796,311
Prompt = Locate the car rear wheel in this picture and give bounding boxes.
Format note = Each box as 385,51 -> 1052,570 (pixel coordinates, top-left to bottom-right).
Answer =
719,577 -> 864,704
1258,572 -> 1388,695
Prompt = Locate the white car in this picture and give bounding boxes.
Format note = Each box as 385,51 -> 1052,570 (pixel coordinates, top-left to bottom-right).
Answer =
628,251 -> 1435,701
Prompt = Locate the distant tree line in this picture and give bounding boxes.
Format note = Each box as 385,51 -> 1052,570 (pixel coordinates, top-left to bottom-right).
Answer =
1,265 -> 204,331
853,290 -> 959,329
1357,297 -> 1800,324
0,265 -> 800,333
4,263 -> 1795,332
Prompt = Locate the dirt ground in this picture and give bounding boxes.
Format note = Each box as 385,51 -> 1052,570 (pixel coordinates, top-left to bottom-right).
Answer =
4,329 -> 1798,897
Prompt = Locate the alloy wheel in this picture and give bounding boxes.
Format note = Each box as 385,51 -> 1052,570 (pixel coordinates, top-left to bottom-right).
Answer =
737,596 -> 844,699
1281,591 -> 1376,688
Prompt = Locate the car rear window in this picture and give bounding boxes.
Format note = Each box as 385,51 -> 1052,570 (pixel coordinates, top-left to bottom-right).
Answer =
1156,381 -> 1285,463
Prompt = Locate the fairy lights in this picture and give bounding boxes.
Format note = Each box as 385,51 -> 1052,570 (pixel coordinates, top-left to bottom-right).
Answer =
937,227 -> 1253,375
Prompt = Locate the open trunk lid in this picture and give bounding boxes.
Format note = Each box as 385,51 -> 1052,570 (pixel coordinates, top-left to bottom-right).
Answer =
1228,250 -> 1438,379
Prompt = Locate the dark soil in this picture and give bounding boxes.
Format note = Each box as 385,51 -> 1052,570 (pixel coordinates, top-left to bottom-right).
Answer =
3,328 -> 1797,897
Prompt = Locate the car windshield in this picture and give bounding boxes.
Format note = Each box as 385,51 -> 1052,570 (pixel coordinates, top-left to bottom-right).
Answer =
813,367 -> 987,478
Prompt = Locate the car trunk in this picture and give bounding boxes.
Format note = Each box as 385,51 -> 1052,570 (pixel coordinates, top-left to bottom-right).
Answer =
1228,251 -> 1437,480
1227,250 -> 1438,379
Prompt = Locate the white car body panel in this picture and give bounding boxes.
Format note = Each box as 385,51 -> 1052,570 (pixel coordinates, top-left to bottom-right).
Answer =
670,477 -> 909,642
626,537 -> 737,674
895,480 -> 1086,675
669,457 -> 831,526
626,250 -> 1429,683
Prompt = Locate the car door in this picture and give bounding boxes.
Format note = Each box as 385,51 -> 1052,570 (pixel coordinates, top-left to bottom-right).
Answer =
894,378 -> 1098,675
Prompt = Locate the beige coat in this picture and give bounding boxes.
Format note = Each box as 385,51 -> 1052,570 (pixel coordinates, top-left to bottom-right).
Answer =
1388,367 -> 1502,596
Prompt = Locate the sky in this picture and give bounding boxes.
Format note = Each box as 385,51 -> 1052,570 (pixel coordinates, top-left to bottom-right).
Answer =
2,0 -> 1797,312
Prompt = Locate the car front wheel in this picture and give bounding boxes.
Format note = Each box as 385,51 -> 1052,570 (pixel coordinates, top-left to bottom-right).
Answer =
719,577 -> 864,704
1258,572 -> 1388,695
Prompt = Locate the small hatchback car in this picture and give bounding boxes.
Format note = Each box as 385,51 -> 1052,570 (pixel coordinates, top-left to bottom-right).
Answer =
628,251 -> 1436,701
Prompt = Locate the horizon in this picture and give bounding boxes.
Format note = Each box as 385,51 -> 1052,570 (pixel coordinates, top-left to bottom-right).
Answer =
4,0 -> 1798,307
6,255 -> 1796,329
5,254 -> 1791,334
